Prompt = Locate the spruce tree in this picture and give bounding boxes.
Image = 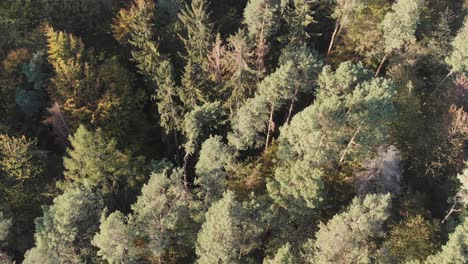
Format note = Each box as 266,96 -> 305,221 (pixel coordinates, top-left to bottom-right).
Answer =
63,125 -> 140,194
223,30 -> 258,112
178,0 -> 214,66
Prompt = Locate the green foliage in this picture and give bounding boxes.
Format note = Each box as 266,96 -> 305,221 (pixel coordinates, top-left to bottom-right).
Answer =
228,95 -> 270,150
244,0 -> 280,40
93,166 -> 194,263
182,102 -> 225,155
63,125 -> 141,194
223,30 -> 258,111
303,194 -> 391,263
126,0 -> 161,79
92,211 -> 134,264
24,188 -> 104,263
0,134 -> 45,212
425,218 -> 468,264
381,215 -> 440,263
46,26 -> 145,138
154,60 -> 183,134
130,168 -> 194,261
0,212 -> 11,244
258,61 -> 296,107
263,243 -> 296,264
281,0 -> 317,45
378,0 -> 424,55
267,160 -> 324,215
178,0 -> 214,65
446,19 -> 468,74
196,191 -> 270,263
195,136 -> 235,205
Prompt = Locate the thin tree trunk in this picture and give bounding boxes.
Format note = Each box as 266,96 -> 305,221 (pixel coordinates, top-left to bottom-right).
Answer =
442,200 -> 460,223
327,22 -> 340,56
339,123 -> 362,165
431,70 -> 454,95
286,87 -> 299,124
173,129 -> 180,166
375,54 -> 388,77
265,103 -> 275,151
182,152 -> 190,189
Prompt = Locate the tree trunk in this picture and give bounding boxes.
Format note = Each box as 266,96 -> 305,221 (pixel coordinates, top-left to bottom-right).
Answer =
339,123 -> 362,165
265,103 -> 275,152
182,152 -> 190,189
173,129 -> 181,166
375,54 -> 388,77
431,70 -> 454,95
286,87 -> 299,124
327,22 -> 340,57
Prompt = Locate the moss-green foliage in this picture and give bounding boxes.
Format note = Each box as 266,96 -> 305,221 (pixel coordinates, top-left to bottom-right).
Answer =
93,166 -> 195,263
425,218 -> 468,264
303,194 -> 391,263
381,215 -> 440,263
63,125 -> 143,196
23,188 -> 104,263
0,1 -> 467,263
446,19 -> 468,74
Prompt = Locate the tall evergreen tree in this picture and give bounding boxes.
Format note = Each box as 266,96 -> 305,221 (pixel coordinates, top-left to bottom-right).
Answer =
375,0 -> 424,76
243,0 -> 281,73
196,191 -> 269,263
23,188 -> 104,263
195,136 -> 235,207
228,94 -> 270,151
178,0 -> 214,66
63,125 -> 142,195
303,194 -> 391,263
425,218 -> 467,264
223,30 -> 258,112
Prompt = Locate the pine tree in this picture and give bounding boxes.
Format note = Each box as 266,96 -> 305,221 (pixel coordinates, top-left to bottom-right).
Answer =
92,211 -> 134,264
445,18 -> 468,74
303,194 -> 391,263
263,243 -> 296,264
195,136 -> 235,206
435,18 -> 468,91
23,188 -> 104,263
182,102 -> 225,185
196,191 -> 269,263
0,212 -> 11,244
130,167 -> 194,262
425,218 -> 467,264
278,44 -> 323,122
327,0 -> 361,55
375,0 -> 424,76
243,0 -> 281,73
228,94 -> 270,150
258,61 -> 297,150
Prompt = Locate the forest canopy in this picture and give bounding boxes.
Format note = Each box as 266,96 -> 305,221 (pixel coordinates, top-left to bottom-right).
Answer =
0,0 -> 467,263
